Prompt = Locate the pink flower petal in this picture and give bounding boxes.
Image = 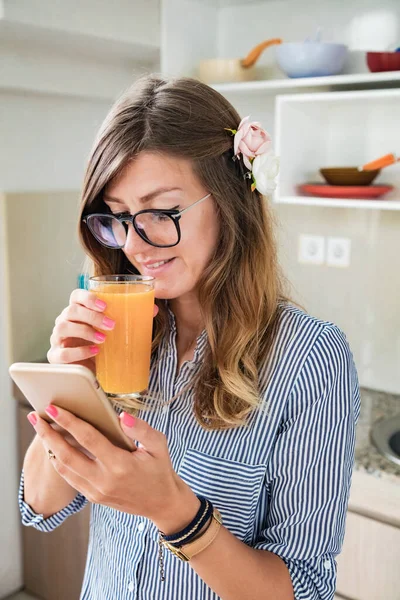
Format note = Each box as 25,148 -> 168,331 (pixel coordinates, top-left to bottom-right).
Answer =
255,140 -> 272,155
234,129 -> 244,155
239,140 -> 254,157
238,116 -> 250,130
248,130 -> 264,152
243,155 -> 253,170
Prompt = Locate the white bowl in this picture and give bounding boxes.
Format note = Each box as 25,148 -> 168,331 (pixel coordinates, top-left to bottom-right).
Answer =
198,58 -> 257,84
276,42 -> 348,78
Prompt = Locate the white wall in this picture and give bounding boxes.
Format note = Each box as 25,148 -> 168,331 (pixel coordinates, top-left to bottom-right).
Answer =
2,0 -> 160,48
0,92 -> 111,191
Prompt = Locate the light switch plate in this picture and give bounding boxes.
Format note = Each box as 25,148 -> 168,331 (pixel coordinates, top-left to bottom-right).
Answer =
298,235 -> 325,265
326,237 -> 351,268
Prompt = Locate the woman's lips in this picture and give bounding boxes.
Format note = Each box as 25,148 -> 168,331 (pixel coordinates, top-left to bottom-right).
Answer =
140,257 -> 176,276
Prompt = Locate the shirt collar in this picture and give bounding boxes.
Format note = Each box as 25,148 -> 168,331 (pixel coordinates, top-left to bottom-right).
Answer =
165,302 -> 207,364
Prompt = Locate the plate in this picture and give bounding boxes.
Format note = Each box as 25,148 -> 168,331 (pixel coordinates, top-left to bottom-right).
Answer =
298,183 -> 394,199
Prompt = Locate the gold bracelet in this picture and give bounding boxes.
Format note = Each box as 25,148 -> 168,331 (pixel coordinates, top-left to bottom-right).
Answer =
160,508 -> 222,563
160,499 -> 210,545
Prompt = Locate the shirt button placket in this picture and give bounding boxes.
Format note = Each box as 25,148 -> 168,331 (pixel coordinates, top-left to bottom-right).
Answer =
127,580 -> 135,594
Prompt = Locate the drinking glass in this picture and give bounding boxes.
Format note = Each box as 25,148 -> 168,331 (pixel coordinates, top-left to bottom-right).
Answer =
88,275 -> 155,399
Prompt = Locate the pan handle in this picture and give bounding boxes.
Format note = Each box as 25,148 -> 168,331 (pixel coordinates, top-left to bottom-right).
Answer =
240,38 -> 283,69
359,153 -> 398,171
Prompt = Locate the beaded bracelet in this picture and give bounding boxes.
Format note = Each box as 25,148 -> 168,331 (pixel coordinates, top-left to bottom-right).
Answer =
159,495 -> 213,547
164,500 -> 213,547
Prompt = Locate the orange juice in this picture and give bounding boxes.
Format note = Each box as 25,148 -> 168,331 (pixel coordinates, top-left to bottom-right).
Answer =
90,280 -> 155,396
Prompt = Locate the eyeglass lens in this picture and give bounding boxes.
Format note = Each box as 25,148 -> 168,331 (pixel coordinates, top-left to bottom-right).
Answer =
88,212 -> 179,248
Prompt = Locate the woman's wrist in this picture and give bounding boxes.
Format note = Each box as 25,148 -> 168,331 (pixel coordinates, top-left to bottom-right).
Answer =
152,478 -> 200,535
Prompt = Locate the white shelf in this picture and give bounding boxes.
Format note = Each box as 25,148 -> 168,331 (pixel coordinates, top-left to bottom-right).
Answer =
0,19 -> 160,67
274,88 -> 400,212
275,196 -> 400,210
213,71 -> 400,95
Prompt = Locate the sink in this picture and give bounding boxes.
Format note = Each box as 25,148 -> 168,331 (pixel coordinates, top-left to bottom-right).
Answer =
370,415 -> 400,467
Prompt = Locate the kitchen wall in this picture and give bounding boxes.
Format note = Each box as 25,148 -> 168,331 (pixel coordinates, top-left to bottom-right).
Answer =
273,204 -> 400,395
214,0 -> 400,396
5,191 -> 85,363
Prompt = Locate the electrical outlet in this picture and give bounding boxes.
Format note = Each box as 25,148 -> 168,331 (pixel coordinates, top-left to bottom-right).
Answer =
326,237 -> 351,268
298,235 -> 325,265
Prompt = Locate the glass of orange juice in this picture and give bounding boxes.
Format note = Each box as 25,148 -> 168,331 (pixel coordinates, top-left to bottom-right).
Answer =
88,275 -> 155,399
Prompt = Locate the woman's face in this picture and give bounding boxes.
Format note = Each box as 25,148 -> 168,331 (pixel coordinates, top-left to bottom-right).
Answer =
103,152 -> 220,300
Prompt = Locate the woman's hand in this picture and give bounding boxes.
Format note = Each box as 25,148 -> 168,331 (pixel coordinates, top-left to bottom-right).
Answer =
28,405 -> 199,531
46,288 -> 159,453
47,288 -> 159,373
50,423 -> 96,460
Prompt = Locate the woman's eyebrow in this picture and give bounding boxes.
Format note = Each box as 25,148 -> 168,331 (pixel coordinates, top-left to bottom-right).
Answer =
104,186 -> 183,206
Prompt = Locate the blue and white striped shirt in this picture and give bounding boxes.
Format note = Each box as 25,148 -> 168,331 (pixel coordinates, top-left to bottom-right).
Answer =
19,303 -> 360,599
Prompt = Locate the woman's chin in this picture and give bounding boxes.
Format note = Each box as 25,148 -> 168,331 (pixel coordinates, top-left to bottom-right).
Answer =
155,282 -> 194,301
155,289 -> 181,300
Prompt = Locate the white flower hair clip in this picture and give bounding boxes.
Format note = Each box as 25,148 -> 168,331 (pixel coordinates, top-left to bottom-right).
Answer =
225,116 -> 280,195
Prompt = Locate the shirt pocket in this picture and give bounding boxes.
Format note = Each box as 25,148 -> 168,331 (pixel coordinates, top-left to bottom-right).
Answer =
177,448 -> 266,544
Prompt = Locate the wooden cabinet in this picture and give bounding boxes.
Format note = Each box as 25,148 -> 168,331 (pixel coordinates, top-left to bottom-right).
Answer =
18,404 -> 90,600
336,510 -> 400,600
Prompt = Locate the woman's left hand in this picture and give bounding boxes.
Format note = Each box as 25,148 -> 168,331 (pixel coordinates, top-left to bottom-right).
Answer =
29,405 -> 200,532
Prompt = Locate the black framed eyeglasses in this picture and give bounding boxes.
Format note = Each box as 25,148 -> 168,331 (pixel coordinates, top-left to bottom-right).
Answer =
82,192 -> 211,249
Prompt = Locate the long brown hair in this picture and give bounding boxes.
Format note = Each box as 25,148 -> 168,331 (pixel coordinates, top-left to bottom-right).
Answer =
78,74 -> 292,430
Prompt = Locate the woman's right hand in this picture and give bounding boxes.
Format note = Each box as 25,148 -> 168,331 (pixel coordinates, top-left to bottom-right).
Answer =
47,288 -> 159,373
46,288 -> 158,455
47,288 -> 116,373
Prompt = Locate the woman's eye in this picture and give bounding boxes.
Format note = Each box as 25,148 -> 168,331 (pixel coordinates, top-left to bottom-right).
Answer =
113,211 -> 130,218
153,213 -> 171,222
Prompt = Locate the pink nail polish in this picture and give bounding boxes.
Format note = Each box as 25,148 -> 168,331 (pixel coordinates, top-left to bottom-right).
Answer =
45,405 -> 58,418
95,299 -> 107,310
27,413 -> 37,426
95,332 -> 106,342
122,412 -> 135,427
102,316 -> 115,329
90,345 -> 99,354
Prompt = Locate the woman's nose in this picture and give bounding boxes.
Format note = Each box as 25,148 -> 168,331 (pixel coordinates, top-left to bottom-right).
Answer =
123,222 -> 150,254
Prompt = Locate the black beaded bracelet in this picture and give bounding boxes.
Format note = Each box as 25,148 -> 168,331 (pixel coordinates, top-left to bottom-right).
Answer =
159,495 -> 214,546
167,499 -> 214,547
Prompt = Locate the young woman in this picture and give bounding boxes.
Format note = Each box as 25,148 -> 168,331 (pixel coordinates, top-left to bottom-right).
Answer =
20,75 -> 360,600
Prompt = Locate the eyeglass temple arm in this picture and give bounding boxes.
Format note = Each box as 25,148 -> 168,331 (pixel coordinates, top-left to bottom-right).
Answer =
177,193 -> 211,216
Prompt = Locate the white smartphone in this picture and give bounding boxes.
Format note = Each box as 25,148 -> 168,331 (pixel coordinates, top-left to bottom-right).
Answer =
9,362 -> 135,452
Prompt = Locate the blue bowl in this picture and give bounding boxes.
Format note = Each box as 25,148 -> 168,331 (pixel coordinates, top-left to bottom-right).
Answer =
276,42 -> 348,78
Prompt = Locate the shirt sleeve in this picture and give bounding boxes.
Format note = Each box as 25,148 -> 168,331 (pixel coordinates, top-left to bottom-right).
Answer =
254,324 -> 361,600
18,470 -> 89,532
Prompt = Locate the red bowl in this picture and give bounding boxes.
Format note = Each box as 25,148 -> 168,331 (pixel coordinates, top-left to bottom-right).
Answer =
367,51 -> 400,72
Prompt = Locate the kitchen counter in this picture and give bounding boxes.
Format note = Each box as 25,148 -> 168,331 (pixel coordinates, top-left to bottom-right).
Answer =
355,387 -> 400,484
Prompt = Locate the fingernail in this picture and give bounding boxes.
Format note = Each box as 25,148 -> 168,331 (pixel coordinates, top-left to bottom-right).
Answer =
27,413 -> 37,426
95,299 -> 107,310
90,345 -> 100,355
102,316 -> 115,329
45,405 -> 58,418
94,332 -> 106,342
121,412 -> 135,427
